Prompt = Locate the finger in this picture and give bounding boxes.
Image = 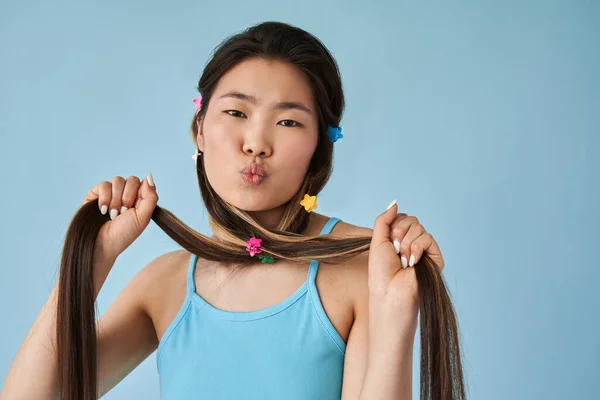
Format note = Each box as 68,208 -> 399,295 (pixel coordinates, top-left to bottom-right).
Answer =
369,199 -> 404,294
84,181 -> 111,215
389,215 -> 419,258
134,173 -> 158,223
411,233 -> 444,271
408,232 -> 436,268
120,176 -> 141,214
390,213 -> 408,229
391,215 -> 419,241
387,213 -> 410,257
389,213 -> 409,246
371,199 -> 399,249
108,176 -> 126,220
397,221 -> 425,267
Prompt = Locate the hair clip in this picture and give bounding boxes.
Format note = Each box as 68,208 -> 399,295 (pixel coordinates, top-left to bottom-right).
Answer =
193,95 -> 203,111
258,255 -> 274,263
299,194 -> 318,213
245,237 -> 263,257
327,125 -> 343,143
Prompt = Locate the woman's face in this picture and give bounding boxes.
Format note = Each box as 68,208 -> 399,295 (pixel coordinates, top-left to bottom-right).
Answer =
196,57 -> 319,226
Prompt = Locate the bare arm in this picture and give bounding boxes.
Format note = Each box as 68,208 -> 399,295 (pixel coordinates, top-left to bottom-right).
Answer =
0,251 -> 175,399
1,250 -> 114,399
359,296 -> 418,400
340,249 -> 417,400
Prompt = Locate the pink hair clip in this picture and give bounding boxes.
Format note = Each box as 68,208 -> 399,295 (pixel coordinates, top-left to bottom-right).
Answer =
193,95 -> 202,111
245,237 -> 263,257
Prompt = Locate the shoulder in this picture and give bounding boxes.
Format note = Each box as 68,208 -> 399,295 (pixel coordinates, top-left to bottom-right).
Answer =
136,249 -> 191,313
136,249 -> 190,286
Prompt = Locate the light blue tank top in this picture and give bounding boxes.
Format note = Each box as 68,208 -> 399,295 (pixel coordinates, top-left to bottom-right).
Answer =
156,217 -> 346,399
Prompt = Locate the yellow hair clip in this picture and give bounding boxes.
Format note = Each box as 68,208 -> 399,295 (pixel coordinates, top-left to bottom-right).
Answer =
299,194 -> 318,213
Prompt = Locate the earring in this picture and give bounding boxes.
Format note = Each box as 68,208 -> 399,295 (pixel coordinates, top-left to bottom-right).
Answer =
192,148 -> 202,165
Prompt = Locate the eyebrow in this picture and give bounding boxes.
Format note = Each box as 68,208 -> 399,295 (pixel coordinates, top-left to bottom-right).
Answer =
218,90 -> 313,115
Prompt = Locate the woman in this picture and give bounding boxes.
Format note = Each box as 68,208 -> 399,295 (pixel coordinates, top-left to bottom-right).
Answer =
1,21 -> 464,399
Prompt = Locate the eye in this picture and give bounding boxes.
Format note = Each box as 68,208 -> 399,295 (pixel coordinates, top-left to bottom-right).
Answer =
224,110 -> 301,128
224,110 -> 246,118
279,120 -> 302,128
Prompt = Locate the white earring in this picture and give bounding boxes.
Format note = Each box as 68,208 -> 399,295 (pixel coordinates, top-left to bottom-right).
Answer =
192,149 -> 200,165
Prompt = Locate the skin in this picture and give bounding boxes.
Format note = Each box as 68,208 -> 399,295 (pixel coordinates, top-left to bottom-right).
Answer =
192,57 -> 447,397
196,57 -> 320,229
1,57 -> 446,400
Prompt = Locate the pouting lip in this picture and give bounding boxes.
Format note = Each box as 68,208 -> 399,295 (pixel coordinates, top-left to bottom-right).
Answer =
240,163 -> 266,177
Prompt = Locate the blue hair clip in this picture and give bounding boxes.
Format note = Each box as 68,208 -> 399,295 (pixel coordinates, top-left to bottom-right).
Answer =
327,125 -> 343,143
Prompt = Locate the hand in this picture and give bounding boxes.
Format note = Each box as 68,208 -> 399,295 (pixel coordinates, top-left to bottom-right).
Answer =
82,174 -> 158,263
368,199 -> 444,308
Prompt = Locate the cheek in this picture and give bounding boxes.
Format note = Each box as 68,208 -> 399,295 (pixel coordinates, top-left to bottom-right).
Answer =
204,126 -> 239,153
283,133 -> 316,161
276,139 -> 316,180
201,131 -> 238,183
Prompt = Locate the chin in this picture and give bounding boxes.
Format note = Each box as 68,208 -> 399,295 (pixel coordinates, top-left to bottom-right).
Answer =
210,177 -> 298,213
222,192 -> 276,212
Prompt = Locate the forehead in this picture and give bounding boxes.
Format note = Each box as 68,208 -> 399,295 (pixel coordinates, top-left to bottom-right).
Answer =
214,57 -> 314,108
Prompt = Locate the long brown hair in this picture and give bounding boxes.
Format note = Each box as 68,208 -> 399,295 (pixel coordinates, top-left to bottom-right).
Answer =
56,21 -> 466,399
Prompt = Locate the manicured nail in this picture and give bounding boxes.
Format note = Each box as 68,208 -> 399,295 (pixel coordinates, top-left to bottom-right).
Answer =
409,254 -> 415,267
386,199 -> 397,210
100,205 -> 108,215
401,256 -> 408,269
147,173 -> 155,187
120,206 -> 128,214
393,239 -> 400,254
110,209 -> 118,220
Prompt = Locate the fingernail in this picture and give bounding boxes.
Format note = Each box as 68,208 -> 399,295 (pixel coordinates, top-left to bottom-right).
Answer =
386,199 -> 397,210
120,206 -> 128,214
147,173 -> 155,187
100,205 -> 108,215
401,256 -> 408,269
409,254 -> 415,267
110,208 -> 118,220
393,239 -> 400,254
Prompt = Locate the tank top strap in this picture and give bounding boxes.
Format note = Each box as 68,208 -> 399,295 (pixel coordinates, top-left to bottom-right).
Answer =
320,216 -> 342,236
187,252 -> 198,294
307,217 -> 342,282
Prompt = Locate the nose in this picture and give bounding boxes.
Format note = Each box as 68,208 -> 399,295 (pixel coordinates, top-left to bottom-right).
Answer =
242,138 -> 272,157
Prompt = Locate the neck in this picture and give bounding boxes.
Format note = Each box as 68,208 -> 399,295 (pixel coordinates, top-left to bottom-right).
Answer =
246,208 -> 328,236
210,208 -> 328,241
213,203 -> 329,241
246,204 -> 287,231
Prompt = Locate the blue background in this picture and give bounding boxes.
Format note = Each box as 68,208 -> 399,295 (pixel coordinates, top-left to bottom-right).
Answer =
1,1 -> 598,398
